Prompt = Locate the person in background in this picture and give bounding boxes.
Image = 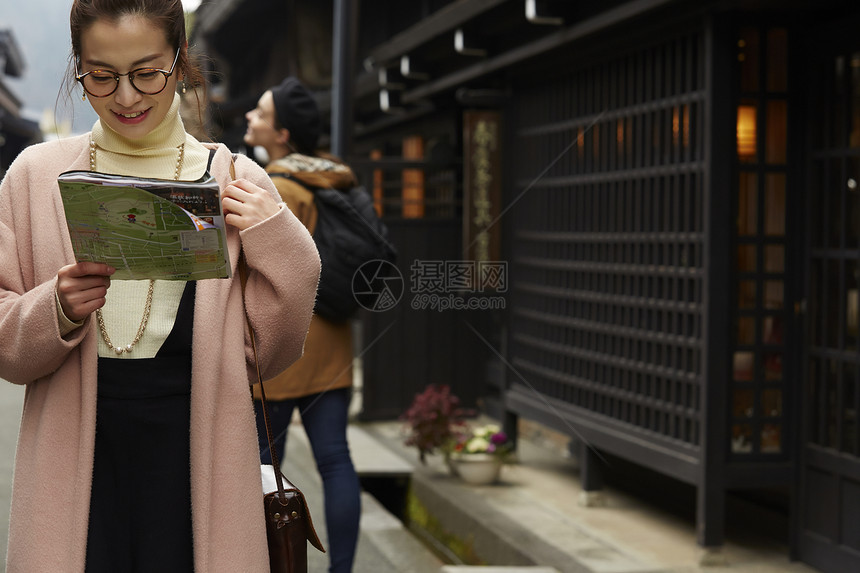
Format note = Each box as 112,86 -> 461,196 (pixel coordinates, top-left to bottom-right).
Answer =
244,76 -> 361,573
0,1 -> 320,571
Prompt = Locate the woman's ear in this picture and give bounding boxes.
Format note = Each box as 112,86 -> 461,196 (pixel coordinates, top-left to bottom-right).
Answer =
278,128 -> 291,146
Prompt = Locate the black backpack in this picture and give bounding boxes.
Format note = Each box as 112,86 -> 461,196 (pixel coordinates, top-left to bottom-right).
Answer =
271,173 -> 397,322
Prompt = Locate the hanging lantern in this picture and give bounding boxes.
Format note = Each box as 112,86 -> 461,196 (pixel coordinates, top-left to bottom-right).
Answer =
737,105 -> 757,160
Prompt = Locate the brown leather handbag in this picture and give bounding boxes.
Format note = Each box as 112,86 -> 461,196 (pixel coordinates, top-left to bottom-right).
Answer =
239,253 -> 325,572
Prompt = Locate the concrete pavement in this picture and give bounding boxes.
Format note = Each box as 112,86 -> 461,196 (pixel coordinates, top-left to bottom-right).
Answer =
0,377 -> 823,572
281,422 -> 444,573
349,419 -> 820,573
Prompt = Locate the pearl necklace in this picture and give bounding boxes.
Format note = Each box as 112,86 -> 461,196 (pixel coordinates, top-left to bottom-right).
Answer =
97,280 -> 154,355
90,140 -> 185,355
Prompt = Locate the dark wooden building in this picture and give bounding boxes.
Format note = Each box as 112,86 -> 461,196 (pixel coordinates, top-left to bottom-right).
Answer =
192,0 -> 860,570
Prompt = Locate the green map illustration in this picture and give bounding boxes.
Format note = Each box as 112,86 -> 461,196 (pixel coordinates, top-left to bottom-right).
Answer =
60,178 -> 230,281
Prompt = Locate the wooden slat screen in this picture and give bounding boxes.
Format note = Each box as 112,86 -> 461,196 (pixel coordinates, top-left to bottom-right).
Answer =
509,31 -> 707,448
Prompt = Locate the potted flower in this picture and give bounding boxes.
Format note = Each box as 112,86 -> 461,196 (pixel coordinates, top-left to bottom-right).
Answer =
400,384 -> 473,464
448,424 -> 513,485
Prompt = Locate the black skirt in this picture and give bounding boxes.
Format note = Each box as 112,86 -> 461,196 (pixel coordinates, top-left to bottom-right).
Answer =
86,282 -> 196,573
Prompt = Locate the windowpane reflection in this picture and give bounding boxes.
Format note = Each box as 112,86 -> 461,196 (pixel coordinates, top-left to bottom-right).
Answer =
734,351 -> 754,381
739,28 -> 759,93
764,245 -> 784,272
764,280 -> 783,309
739,280 -> 757,309
738,244 -> 756,272
765,101 -> 787,164
764,352 -> 783,381
733,389 -> 755,418
737,316 -> 756,345
738,173 -> 758,235
765,174 -> 786,236
763,389 -> 783,416
732,423 -> 753,453
761,423 -> 782,453
763,315 -> 783,345
766,29 -> 788,92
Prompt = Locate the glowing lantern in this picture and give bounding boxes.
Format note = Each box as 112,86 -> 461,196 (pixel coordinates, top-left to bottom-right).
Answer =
737,105 -> 757,160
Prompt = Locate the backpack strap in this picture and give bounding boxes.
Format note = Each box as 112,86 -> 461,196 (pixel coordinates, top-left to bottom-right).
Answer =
268,171 -> 326,192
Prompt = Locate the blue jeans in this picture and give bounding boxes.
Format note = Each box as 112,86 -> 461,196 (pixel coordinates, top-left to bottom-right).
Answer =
254,387 -> 361,573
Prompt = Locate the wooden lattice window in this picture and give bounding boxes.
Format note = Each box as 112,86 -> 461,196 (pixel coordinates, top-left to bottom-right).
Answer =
730,25 -> 790,458
509,31 -> 706,447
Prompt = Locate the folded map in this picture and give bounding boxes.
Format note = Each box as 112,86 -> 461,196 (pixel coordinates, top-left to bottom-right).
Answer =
58,170 -> 231,280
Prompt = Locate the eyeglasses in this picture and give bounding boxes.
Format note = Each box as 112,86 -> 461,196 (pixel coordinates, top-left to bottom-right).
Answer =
75,50 -> 180,98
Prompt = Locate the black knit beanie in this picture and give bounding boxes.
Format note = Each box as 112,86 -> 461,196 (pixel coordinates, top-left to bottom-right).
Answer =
269,77 -> 321,154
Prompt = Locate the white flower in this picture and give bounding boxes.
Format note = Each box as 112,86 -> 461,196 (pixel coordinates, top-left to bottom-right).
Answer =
473,424 -> 500,439
465,437 -> 491,453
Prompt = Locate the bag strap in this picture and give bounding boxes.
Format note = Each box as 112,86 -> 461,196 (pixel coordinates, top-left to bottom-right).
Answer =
230,155 -> 288,503
231,154 -> 326,553
237,255 -> 288,505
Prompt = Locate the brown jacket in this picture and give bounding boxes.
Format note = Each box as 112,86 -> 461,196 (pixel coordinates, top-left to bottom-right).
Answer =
0,137 -> 320,572
255,153 -> 357,400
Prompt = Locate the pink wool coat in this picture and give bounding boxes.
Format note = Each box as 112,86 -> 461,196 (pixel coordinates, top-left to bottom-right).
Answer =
0,135 -> 321,572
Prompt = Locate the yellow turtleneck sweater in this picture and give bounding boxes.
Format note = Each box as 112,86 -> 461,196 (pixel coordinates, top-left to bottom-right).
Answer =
59,93 -> 212,359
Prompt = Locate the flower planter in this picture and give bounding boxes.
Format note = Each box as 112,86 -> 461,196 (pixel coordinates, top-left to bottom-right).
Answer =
444,452 -> 459,476
449,453 -> 502,485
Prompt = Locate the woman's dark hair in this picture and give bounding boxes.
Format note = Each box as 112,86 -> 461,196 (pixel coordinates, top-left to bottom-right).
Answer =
59,0 -> 209,137
69,0 -> 203,89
